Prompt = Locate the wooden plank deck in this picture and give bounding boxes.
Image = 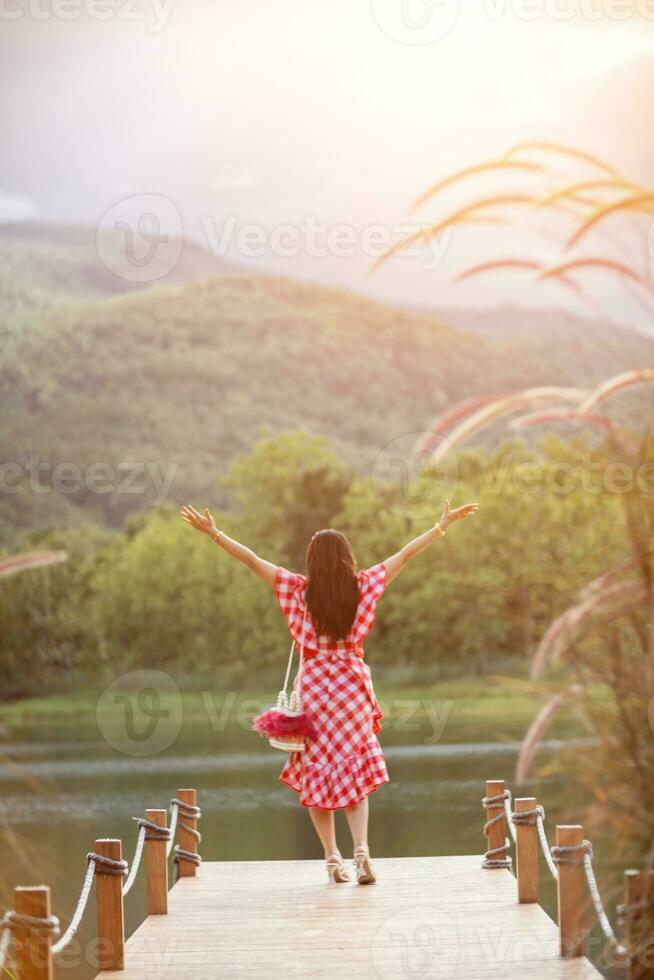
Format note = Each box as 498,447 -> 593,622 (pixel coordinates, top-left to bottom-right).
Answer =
100,856 -> 602,979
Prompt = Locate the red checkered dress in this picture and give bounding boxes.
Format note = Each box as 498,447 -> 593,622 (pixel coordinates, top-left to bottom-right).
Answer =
275,563 -> 389,809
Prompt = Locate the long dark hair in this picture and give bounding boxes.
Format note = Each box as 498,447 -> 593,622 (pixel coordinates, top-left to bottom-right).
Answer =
305,529 -> 359,641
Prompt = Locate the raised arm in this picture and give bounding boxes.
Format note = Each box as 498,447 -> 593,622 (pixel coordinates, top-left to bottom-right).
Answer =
383,499 -> 478,585
180,505 -> 277,588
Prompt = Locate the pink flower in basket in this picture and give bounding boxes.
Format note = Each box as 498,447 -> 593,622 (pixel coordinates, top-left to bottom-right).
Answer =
253,702 -> 317,741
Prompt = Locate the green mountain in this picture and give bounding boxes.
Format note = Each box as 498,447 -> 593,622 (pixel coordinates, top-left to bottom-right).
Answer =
0,221 -> 237,316
1,225 -> 652,545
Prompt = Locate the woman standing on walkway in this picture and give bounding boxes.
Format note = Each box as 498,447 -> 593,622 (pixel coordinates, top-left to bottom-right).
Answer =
180,499 -> 477,883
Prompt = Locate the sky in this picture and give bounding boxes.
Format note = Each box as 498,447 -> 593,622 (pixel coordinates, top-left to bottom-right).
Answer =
2,0 -> 654,318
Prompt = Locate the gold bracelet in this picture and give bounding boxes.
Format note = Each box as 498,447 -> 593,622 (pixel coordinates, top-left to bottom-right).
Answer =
210,529 -> 223,543
433,524 -> 445,538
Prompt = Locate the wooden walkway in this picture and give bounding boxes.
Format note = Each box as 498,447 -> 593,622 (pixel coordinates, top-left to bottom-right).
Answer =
100,856 -> 601,979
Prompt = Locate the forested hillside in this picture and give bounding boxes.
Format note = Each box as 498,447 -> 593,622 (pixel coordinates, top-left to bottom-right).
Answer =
0,221 -> 237,315
0,272 -> 528,539
1,225 -> 653,543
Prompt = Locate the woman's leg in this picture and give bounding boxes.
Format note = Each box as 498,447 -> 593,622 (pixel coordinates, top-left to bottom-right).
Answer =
344,797 -> 369,852
345,797 -> 376,884
308,806 -> 339,857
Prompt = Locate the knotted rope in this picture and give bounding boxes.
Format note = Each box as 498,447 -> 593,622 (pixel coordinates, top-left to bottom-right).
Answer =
52,852 -> 127,955
510,804 -> 559,880
171,798 -> 202,881
0,802 -> 178,968
482,789 -> 513,869
122,817 -> 171,896
1,912 -> 60,935
139,817 -> 172,843
0,909 -> 61,968
551,839 -> 592,867
87,852 -> 128,876
510,806 -> 541,826
551,839 -> 627,955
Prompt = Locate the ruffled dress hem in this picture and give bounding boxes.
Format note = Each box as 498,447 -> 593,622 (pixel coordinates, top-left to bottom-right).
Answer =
279,737 -> 389,809
279,771 -> 389,810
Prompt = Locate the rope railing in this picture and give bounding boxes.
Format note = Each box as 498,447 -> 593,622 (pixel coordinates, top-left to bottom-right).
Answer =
504,789 -> 516,844
167,799 -> 179,856
51,858 -> 97,954
1,787 -> 197,978
123,823 -> 147,897
124,816 -> 172,896
483,779 -> 638,968
511,802 -> 559,880
3,780 -> 645,977
0,909 -> 61,969
0,920 -> 9,971
582,847 -> 628,957
549,839 -> 628,957
482,786 -> 513,868
171,796 -> 203,881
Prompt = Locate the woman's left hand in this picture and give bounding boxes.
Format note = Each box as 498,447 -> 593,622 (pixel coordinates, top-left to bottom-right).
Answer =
180,505 -> 220,538
438,499 -> 479,532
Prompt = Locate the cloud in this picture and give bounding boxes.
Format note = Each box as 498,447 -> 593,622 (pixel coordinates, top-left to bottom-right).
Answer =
0,190 -> 39,223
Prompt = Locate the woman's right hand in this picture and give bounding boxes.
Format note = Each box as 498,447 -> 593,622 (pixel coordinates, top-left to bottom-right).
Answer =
438,499 -> 479,532
180,505 -> 220,538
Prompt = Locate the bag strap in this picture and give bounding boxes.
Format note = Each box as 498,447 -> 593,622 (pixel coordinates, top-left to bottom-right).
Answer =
294,606 -> 308,701
281,606 -> 308,699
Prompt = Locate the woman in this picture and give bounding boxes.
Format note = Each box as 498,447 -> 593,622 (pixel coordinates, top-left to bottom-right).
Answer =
180,498 -> 478,884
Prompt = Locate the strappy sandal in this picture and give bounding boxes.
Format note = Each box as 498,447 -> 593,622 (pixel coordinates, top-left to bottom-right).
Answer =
353,845 -> 376,885
325,852 -> 350,883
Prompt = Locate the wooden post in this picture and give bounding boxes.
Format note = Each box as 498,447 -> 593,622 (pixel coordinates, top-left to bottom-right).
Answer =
145,809 -> 169,915
484,779 -> 507,868
14,886 -> 54,980
624,869 -> 651,980
515,797 -> 539,904
176,788 -> 198,878
95,838 -> 125,971
556,825 -> 585,958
